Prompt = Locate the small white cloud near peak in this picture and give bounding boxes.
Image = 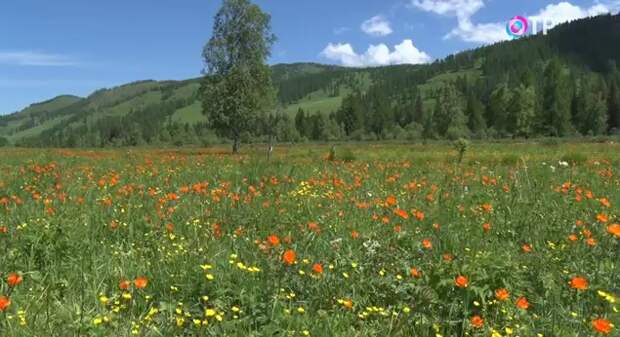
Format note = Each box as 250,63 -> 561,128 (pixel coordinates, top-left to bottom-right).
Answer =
361,15 -> 393,37
321,39 -> 432,67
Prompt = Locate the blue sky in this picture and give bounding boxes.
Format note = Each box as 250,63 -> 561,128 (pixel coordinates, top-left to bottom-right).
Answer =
1,0 -> 619,114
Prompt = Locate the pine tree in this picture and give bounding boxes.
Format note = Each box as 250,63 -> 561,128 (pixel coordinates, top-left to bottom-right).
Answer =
542,58 -> 573,136
608,80 -> 620,131
488,84 -> 512,136
510,85 -> 536,138
466,93 -> 486,138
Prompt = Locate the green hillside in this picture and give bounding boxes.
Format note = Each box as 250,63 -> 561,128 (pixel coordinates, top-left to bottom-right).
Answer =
2,14 -> 620,147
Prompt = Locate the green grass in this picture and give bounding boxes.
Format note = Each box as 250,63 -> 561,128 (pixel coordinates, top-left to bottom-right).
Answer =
172,101 -> 205,124
0,143 -> 618,336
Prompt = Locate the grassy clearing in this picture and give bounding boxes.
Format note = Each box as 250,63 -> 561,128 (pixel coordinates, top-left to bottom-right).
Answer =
0,143 -> 618,336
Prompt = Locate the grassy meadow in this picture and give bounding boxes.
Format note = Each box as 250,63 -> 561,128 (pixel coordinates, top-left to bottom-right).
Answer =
0,142 -> 619,336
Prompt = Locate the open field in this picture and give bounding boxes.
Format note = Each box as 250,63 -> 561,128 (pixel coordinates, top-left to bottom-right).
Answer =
0,143 -> 619,336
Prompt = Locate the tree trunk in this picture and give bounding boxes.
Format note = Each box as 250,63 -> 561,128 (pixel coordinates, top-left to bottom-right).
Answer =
267,134 -> 273,160
232,137 -> 240,154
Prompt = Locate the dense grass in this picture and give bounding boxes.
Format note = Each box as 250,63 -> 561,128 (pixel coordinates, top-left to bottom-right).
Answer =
0,143 -> 618,336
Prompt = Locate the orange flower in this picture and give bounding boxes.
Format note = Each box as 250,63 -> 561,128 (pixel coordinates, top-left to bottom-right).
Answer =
7,273 -> 23,287
282,249 -> 296,265
394,208 -> 409,220
455,275 -> 469,288
267,234 -> 280,246
386,195 -> 397,206
516,296 -> 529,310
470,315 -> 484,328
596,214 -> 609,223
421,239 -> 432,250
568,234 -> 578,242
342,299 -> 353,310
521,243 -> 532,253
312,263 -> 324,274
442,253 -> 453,262
119,279 -> 131,290
351,230 -> 360,239
481,203 -> 493,213
0,296 -> 10,311
599,198 -> 611,208
608,224 -> 620,237
586,237 -> 597,247
410,267 -> 422,278
134,276 -> 148,289
495,288 -> 510,301
569,276 -> 588,290
592,318 -> 613,335
482,223 -> 491,232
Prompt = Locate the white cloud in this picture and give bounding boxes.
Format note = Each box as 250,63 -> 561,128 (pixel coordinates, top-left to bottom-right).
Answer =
0,51 -> 79,67
361,16 -> 393,36
530,2 -> 615,29
411,0 -> 619,44
321,39 -> 432,67
410,0 -> 484,18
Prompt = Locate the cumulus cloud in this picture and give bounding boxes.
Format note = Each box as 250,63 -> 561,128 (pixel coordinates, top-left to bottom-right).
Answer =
0,51 -> 79,67
321,39 -> 432,67
530,2 -> 615,29
410,0 -> 484,18
411,0 -> 619,44
361,16 -> 393,36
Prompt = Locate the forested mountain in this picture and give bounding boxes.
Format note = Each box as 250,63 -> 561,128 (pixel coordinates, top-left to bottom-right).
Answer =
2,14 -> 620,147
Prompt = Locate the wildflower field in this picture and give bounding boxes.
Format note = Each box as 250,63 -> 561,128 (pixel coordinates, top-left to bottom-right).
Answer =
0,143 -> 619,337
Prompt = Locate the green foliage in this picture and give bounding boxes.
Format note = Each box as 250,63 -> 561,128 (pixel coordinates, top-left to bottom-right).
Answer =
510,85 -> 536,138
201,0 -> 276,153
452,138 -> 470,163
542,58 -> 573,136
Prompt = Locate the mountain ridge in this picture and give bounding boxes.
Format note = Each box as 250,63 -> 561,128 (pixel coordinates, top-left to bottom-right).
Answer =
2,14 -> 620,146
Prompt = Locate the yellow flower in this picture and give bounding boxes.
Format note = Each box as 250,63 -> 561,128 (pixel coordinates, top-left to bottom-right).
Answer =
302,330 -> 310,336
99,295 -> 109,305
93,317 -> 103,325
492,330 -> 503,337
205,309 -> 216,317
206,274 -> 214,280
297,307 -> 305,314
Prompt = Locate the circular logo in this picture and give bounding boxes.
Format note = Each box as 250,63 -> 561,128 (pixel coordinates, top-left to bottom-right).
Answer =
506,16 -> 529,39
